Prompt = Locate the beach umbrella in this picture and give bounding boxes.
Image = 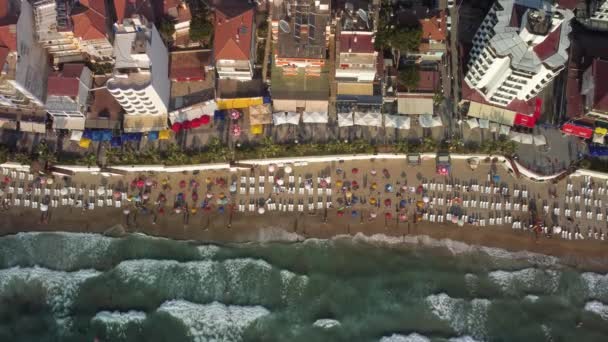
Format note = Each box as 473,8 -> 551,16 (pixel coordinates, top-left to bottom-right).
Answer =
352,168 -> 359,174
337,210 -> 344,217
369,197 -> 377,205
385,184 -> 393,192
218,206 -> 225,213
40,204 -> 48,212
268,164 -> 276,173
200,115 -> 211,125
96,187 -> 105,195
416,201 -> 424,209
191,208 -> 197,214
399,213 -> 407,222
385,212 -> 392,219
284,165 -> 293,174
383,169 -> 390,178
60,188 -> 68,196
192,192 -> 199,202
136,179 -> 145,188
401,185 -> 408,192
123,209 -> 130,215
146,179 -> 153,186
351,210 -> 358,217
492,175 -> 500,183
371,182 -> 377,190
351,196 -> 359,204
230,110 -> 241,120
336,168 -> 343,174
46,178 -> 54,185
206,193 -> 214,199
258,207 -> 265,214
3,176 -> 10,184
422,196 -> 430,203
320,179 -> 328,188
142,193 -> 149,200
458,218 -> 465,226
276,178 -> 284,186
400,199 -> 407,208
416,185 -> 423,194
179,180 -> 186,188
336,180 -> 343,187
113,191 -> 122,199
451,216 -> 459,224
370,212 -> 377,218
175,208 -> 182,214
345,191 -> 353,199
229,183 -> 237,193
305,183 -> 312,190
384,198 -> 391,207
352,180 -> 359,189
370,169 -> 377,175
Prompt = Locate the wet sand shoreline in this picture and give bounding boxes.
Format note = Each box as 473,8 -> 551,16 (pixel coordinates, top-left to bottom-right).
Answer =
2,206 -> 608,273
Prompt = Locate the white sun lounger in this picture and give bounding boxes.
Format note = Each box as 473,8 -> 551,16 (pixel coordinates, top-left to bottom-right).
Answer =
317,201 -> 323,209
587,211 -> 593,220
298,204 -> 304,212
575,210 -> 582,218
522,190 -> 528,198
8,186 -> 14,194
543,205 -> 549,213
249,187 -> 255,195
18,172 -> 24,180
288,204 -> 294,212
259,185 -> 265,194
514,203 -> 521,211
240,187 -> 246,194
514,190 -> 520,197
598,213 -> 603,221
489,218 -> 495,225
97,199 -> 104,207
106,199 -> 112,206
308,203 -> 314,211
298,188 -> 304,195
553,208 -> 560,216
463,200 -> 469,208
423,213 -> 429,221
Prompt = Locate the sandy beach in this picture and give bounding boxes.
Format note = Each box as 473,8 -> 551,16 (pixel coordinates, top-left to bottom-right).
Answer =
1,155 -> 608,272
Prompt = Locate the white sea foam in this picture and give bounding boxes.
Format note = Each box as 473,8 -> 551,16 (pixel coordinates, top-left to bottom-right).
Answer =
312,319 -> 341,329
488,269 -> 560,294
0,266 -> 100,316
524,295 -> 540,302
449,336 -> 482,342
3,232 -> 113,269
379,333 -> 431,342
92,311 -> 147,338
112,258 -> 308,304
426,293 -> 490,339
197,245 -> 221,258
582,273 -> 608,302
584,301 -> 608,320
464,273 -> 478,295
157,300 -> 269,342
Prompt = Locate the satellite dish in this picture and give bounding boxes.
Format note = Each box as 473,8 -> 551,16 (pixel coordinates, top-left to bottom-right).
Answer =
279,20 -> 290,33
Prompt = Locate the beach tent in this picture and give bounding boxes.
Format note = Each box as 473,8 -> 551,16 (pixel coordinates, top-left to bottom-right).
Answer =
337,112 -> 354,127
110,136 -> 122,147
169,101 -> 218,124
509,131 -> 522,143
354,112 -> 382,127
249,104 -> 273,125
520,133 -> 534,145
148,131 -> 159,141
302,111 -> 329,124
214,110 -> 225,122
79,137 -> 91,148
101,130 -> 113,141
466,118 -> 479,129
479,119 -> 490,129
419,115 -> 443,128
159,130 -> 171,140
384,115 -> 411,130
273,112 -> 300,125
70,130 -> 83,141
533,134 -> 546,146
91,130 -> 103,142
251,124 -> 263,134
490,122 -> 499,132
499,125 -> 510,135
123,133 -> 143,142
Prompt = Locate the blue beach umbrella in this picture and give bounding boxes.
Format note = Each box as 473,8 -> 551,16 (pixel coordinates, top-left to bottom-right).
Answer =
351,210 -> 358,217
400,199 -> 407,208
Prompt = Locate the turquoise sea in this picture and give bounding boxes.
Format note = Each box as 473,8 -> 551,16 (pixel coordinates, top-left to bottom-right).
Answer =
0,232 -> 607,342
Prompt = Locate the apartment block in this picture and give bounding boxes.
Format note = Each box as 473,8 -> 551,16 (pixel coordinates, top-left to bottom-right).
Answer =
46,63 -> 92,130
214,1 -> 255,81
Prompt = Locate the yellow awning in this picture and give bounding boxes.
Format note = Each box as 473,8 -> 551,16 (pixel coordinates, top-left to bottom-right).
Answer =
217,97 -> 263,110
79,138 -> 91,148
250,124 -> 263,135
595,127 -> 608,135
159,129 -> 171,140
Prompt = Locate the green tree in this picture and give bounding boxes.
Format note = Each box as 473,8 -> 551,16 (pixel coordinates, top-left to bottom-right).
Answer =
390,26 -> 422,53
190,13 -> 213,42
205,137 -> 229,162
398,66 -> 420,91
158,16 -> 176,43
258,137 -> 281,159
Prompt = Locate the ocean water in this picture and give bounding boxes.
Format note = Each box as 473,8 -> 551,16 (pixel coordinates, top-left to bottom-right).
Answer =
0,232 -> 607,342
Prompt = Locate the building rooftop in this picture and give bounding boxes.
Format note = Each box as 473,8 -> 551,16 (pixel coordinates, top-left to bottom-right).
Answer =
47,64 -> 85,97
274,0 -> 330,60
0,0 -> 18,51
336,0 -> 373,31
270,64 -> 329,101
86,75 -> 122,126
339,32 -> 374,54
156,0 -> 191,24
113,17 -> 154,69
213,2 -> 255,61
70,0 -> 109,41
591,58 -> 608,112
169,50 -> 211,81
114,0 -> 156,24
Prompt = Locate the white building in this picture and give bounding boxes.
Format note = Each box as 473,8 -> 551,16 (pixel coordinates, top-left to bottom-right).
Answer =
465,0 -> 573,107
336,32 -> 377,82
107,16 -> 170,132
591,0 -> 608,26
213,2 -> 255,81
46,63 -> 92,131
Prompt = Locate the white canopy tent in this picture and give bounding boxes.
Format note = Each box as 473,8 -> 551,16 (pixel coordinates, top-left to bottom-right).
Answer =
593,133 -> 605,144
489,122 -> 499,132
302,111 -> 329,124
509,131 -> 522,143
169,101 -> 218,124
466,118 -> 479,129
533,134 -> 547,146
419,115 -> 443,128
70,130 -> 83,141
354,112 -> 383,127
273,112 -> 300,125
520,133 -> 534,145
479,119 -> 490,129
337,112 -> 354,127
384,115 -> 411,130
499,125 -> 511,135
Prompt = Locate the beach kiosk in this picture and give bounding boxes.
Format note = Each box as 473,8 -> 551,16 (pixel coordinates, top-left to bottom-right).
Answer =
407,153 -> 421,166
436,153 -> 451,176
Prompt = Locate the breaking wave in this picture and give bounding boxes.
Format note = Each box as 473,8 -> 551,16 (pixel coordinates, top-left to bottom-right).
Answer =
425,293 -> 490,340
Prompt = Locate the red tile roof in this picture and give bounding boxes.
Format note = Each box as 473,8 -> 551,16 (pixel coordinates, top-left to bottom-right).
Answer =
0,0 -> 17,51
47,64 -> 85,97
71,0 -> 109,41
420,11 -> 446,42
417,69 -> 440,92
533,26 -> 562,61
509,4 -> 530,28
339,33 -> 374,54
169,50 -> 211,80
213,6 -> 254,61
593,58 -> 608,112
462,80 -> 537,116
0,46 -> 8,70
556,0 -> 580,10
114,0 -> 156,24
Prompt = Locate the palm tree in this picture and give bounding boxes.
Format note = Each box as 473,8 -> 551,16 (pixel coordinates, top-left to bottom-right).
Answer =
258,136 -> 281,159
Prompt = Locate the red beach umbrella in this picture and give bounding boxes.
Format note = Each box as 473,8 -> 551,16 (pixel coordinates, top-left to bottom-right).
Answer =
352,168 -> 359,174
337,210 -> 344,217
200,115 -> 211,125
190,118 -> 202,128
232,125 -> 242,137
384,198 -> 391,207
136,180 -> 145,188
385,212 -> 392,219
179,180 -> 186,188
171,122 -> 182,133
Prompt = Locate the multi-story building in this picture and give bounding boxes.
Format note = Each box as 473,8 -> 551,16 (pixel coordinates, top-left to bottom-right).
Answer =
465,0 -> 574,108
398,6 -> 447,62
28,0 -> 113,65
107,16 -> 170,132
336,32 -> 376,83
214,1 -> 255,81
589,0 -> 608,30
46,63 -> 92,131
272,0 -> 330,76
581,58 -> 608,121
